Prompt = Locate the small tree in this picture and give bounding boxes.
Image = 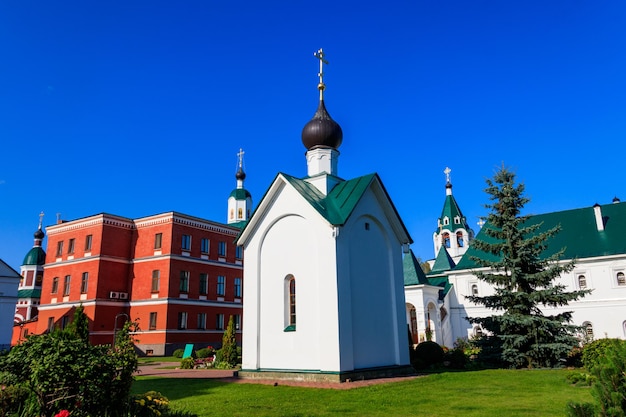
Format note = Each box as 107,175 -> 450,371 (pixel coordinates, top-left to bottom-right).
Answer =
218,315 -> 238,368
467,166 -> 589,368
589,339 -> 626,416
66,304 -> 90,346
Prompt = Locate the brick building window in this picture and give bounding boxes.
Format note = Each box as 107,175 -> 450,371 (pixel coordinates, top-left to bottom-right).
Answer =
218,241 -> 226,257
149,312 -> 157,330
47,317 -> 55,332
234,314 -> 241,330
151,270 -> 160,292
234,278 -> 242,298
182,235 -> 191,251
56,241 -> 64,257
51,277 -> 59,294
68,238 -> 75,254
63,275 -> 71,296
217,276 -> 225,296
201,238 -> 210,254
85,234 -> 93,251
178,312 -> 188,330
61,315 -> 70,330
197,313 -> 207,330
216,313 -> 224,330
199,273 -> 208,295
154,233 -> 162,250
180,271 -> 189,293
235,246 -> 243,260
80,272 -> 89,294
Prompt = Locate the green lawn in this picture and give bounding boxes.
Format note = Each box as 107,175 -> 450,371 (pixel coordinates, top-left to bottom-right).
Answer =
132,369 -> 593,417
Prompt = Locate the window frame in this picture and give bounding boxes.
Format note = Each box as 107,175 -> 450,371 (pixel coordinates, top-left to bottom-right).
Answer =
234,277 -> 242,298
216,275 -> 225,296
201,238 -> 210,254
149,312 -> 157,330
216,313 -> 224,330
182,234 -> 191,251
85,234 -> 93,251
199,273 -> 208,295
63,275 -> 71,296
154,233 -> 162,250
218,241 -> 227,257
51,277 -> 59,294
80,272 -> 89,294
178,312 -> 188,330
151,270 -> 160,293
197,313 -> 207,330
67,238 -> 75,254
179,271 -> 190,293
56,241 -> 64,257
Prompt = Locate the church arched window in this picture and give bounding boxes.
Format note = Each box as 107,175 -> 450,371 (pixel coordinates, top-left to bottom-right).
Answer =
229,209 -> 234,220
471,284 -> 478,296
578,275 -> 587,289
238,208 -> 243,219
442,232 -> 450,248
583,321 -> 594,339
456,231 -> 464,247
617,272 -> 626,286
454,216 -> 460,224
473,326 -> 483,338
284,274 -> 296,331
443,217 -> 449,226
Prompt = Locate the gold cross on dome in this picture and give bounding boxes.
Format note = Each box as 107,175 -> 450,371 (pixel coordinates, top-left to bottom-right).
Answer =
313,48 -> 328,99
444,167 -> 452,183
237,148 -> 245,169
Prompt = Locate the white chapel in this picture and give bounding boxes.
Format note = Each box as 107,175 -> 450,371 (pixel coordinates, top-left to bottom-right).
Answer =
237,49 -> 414,382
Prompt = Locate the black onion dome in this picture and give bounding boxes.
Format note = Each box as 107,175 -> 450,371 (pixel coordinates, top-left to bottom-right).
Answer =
34,227 -> 45,240
235,167 -> 246,181
301,100 -> 343,150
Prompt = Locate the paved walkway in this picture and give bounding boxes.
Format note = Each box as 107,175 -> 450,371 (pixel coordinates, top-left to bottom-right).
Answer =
136,363 -> 419,390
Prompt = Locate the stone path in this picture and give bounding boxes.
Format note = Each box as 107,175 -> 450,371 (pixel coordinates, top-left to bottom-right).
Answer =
136,363 -> 419,390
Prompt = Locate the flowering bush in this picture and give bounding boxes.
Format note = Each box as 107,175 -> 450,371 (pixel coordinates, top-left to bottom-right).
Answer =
129,391 -> 170,417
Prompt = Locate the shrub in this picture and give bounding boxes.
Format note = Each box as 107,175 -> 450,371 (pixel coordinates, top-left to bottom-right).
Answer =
172,348 -> 185,358
130,391 -> 170,417
412,341 -> 444,370
582,338 -> 626,370
195,346 -> 215,359
589,339 -> 626,416
444,348 -> 467,369
180,357 -> 195,369
565,401 -> 596,417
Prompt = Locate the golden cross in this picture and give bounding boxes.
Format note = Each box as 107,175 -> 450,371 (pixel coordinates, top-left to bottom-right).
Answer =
313,48 -> 328,100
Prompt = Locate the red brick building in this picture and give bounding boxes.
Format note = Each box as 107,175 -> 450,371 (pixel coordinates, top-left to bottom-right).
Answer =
26,211 -> 243,355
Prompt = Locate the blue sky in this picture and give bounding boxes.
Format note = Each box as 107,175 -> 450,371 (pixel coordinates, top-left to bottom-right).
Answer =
1,1 -> 625,270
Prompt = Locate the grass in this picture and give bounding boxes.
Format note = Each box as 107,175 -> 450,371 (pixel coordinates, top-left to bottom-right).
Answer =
132,369 -> 593,416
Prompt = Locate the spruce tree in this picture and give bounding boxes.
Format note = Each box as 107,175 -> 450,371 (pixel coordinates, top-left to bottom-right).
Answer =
467,166 -> 589,368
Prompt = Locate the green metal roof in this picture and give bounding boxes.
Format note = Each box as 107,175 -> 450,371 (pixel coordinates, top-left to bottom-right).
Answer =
281,173 -> 377,226
436,193 -> 472,234
22,247 -> 46,266
455,201 -> 626,270
430,245 -> 456,273
18,289 -> 41,298
229,188 -> 252,199
403,250 -> 429,286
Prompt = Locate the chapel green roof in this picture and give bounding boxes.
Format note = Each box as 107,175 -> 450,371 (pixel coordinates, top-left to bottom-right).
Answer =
281,173 -> 378,226
22,247 -> 46,266
430,245 -> 456,273
455,201 -> 626,270
403,250 -> 429,286
18,289 -> 41,299
229,188 -> 252,199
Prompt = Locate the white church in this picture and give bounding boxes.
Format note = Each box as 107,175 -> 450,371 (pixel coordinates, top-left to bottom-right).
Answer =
237,50 -> 415,382
405,169 -> 626,348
